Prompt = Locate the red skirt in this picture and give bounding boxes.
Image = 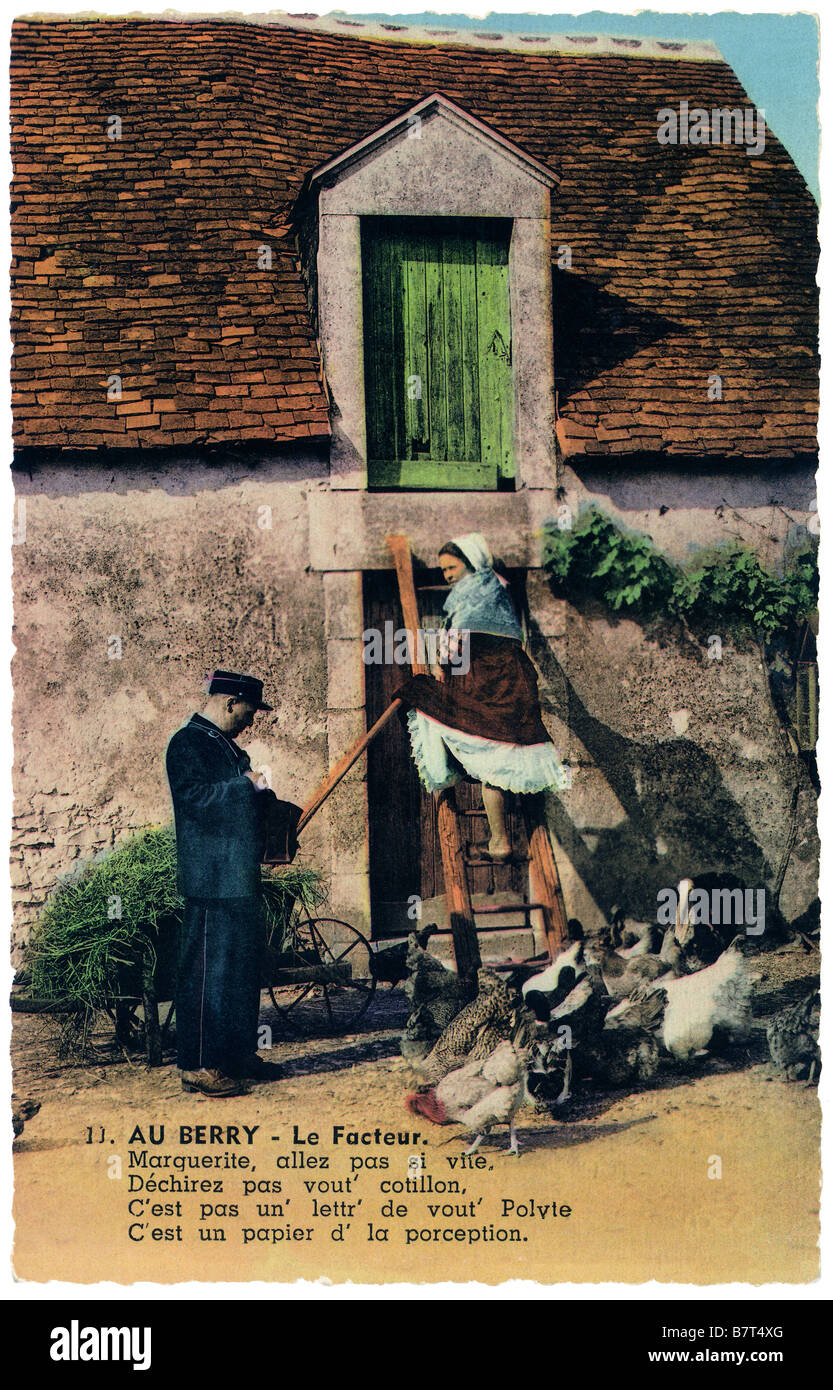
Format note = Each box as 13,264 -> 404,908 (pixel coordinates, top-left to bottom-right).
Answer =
395,634 -> 551,747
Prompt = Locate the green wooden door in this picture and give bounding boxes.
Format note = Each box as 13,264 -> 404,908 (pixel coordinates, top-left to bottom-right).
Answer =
362,217 -> 513,490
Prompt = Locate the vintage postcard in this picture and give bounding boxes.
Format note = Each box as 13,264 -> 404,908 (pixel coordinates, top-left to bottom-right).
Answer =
8,5 -> 822,1293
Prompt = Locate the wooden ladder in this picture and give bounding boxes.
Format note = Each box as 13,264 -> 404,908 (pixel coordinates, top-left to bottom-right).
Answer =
386,534 -> 569,980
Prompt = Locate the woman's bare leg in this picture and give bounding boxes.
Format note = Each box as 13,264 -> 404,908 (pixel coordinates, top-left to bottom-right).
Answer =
482,785 -> 511,860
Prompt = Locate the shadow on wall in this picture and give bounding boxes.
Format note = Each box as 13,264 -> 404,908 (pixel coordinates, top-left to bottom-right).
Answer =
527,617 -> 779,926
552,268 -> 679,401
566,457 -> 816,517
11,441 -> 330,499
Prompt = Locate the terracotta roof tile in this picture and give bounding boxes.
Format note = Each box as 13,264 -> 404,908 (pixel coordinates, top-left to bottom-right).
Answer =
10,16 -> 817,459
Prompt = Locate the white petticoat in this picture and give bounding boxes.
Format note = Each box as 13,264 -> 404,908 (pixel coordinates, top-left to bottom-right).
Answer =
407,709 -> 570,795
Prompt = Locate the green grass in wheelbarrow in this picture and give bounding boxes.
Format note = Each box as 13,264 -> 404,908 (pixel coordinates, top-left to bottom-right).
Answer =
23,823 -> 326,1055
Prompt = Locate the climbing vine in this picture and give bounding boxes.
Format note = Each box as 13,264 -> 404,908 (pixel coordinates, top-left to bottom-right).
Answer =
541,506 -> 817,639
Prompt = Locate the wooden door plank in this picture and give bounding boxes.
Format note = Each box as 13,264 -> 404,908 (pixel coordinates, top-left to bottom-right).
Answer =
364,573 -> 423,936
443,237 -> 466,462
403,231 -> 429,462
476,234 -> 513,485
389,234 -> 407,466
425,240 -> 448,463
459,233 -> 480,462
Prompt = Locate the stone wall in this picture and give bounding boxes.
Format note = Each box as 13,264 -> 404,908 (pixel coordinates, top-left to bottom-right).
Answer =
541,456 -> 819,931
11,449 -> 332,961
529,592 -> 817,933
10,448 -> 818,963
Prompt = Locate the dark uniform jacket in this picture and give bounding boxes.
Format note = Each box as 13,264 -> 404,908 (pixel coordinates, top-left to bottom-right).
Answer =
166,713 -> 297,899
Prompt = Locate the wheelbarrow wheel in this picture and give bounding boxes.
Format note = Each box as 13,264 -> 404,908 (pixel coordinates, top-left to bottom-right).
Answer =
267,914 -> 376,1034
307,917 -> 377,1033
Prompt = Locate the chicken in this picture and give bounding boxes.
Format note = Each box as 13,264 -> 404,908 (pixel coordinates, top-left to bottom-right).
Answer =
584,1029 -> 660,1088
521,939 -> 586,1021
652,937 -> 758,1061
583,939 -> 671,1000
407,1029 -> 533,1154
541,973 -> 610,1104
525,1034 -> 570,1112
766,989 -> 820,1083
604,984 -> 667,1034
400,935 -> 470,1061
609,908 -> 662,958
581,985 -> 664,1089
659,925 -> 685,975
673,876 -> 737,970
415,969 -> 523,1087
370,923 -> 437,988
548,975 -> 608,1042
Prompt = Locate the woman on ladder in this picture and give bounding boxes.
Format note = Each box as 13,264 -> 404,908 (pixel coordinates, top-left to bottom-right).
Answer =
395,532 -> 569,861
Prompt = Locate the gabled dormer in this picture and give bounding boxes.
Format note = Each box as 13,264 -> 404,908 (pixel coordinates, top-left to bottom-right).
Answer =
305,94 -> 559,491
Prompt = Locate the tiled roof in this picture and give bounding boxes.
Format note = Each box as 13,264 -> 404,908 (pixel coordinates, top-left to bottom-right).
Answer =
11,16 -> 818,459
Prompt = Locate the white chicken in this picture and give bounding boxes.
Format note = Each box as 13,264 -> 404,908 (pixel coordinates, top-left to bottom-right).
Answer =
407,1037 -> 531,1154
651,936 -> 758,1060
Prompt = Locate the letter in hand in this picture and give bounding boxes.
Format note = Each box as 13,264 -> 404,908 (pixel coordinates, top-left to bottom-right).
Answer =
246,770 -> 269,791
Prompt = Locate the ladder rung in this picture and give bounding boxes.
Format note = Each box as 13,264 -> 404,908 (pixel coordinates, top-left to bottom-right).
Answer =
474,901 -> 544,914
430,922 -> 537,936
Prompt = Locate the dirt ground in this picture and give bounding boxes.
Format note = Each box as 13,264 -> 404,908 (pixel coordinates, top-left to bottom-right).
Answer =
11,937 -> 821,1287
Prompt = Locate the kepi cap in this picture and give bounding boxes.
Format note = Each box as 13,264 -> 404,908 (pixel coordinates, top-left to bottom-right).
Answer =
207,669 -> 272,711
